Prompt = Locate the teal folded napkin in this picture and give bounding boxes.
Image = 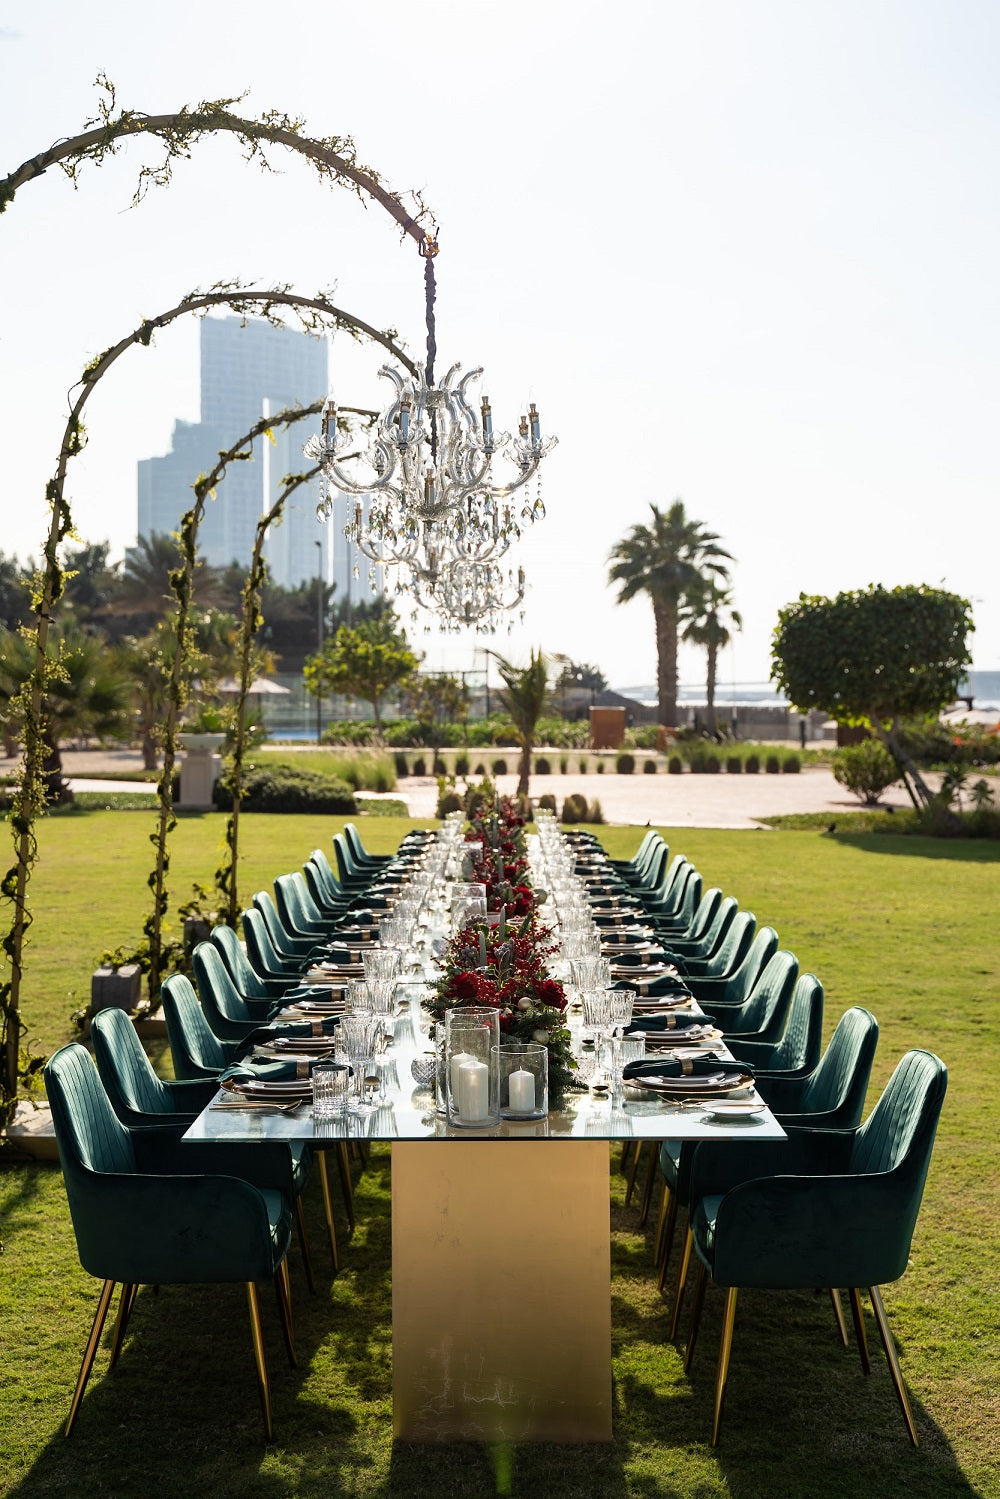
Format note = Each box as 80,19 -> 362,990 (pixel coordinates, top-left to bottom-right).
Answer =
220,1059 -> 308,1084
625,1013 -> 707,1034
622,1056 -> 752,1080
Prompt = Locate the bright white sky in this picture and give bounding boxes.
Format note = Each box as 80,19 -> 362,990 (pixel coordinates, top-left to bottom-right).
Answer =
1,0 -> 997,692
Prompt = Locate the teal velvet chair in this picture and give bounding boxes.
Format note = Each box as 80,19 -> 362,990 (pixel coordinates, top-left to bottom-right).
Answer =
724,973 -> 825,1076
685,926 -> 779,1005
659,1001 -> 876,1328
661,893 -> 737,966
678,909 -> 756,980
161,973 -> 239,1079
242,908 -> 314,988
160,975 -> 353,1258
274,872 -> 338,941
700,949 -> 800,1040
90,1005 -> 320,1290
210,924 -> 300,1004
44,1043 -> 295,1441
684,1048 -> 947,1445
609,830 -> 665,881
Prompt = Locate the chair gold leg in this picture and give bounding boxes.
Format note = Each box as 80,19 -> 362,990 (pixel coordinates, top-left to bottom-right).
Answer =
848,1286 -> 871,1374
275,1260 -> 297,1368
65,1279 -> 116,1437
683,1259 -> 708,1373
669,1225 -> 693,1340
638,1140 -> 660,1226
316,1151 -> 340,1272
711,1287 -> 738,1446
337,1142 -> 356,1231
246,1282 -> 274,1443
109,1283 -> 137,1369
619,1140 -> 634,1176
829,1288 -> 849,1348
624,1140 -> 645,1208
657,1192 -> 679,1288
293,1195 -> 316,1294
869,1285 -> 919,1447
653,1179 -> 669,1261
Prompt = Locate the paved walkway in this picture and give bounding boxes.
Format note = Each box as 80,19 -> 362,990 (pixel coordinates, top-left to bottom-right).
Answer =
54,748 -> 924,829
381,768 -> 919,828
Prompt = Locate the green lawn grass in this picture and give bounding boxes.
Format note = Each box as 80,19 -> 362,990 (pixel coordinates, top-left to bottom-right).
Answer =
1,815 -> 997,1498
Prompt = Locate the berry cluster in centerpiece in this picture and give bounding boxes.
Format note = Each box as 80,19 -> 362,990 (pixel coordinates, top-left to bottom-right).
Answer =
423,783 -> 576,1100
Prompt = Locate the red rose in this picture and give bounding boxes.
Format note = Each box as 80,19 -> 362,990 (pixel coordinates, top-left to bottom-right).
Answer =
451,971 -> 482,1001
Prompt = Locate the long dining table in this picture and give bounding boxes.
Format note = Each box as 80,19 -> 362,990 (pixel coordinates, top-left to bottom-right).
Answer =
182,980 -> 786,1444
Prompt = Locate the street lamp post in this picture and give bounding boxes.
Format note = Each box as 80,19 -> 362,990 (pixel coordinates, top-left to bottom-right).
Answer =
315,538 -> 324,744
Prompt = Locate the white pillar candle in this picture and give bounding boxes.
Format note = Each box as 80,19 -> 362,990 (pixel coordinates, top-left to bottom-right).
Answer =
508,1067 -> 535,1113
458,1058 -> 489,1122
450,1050 -> 474,1101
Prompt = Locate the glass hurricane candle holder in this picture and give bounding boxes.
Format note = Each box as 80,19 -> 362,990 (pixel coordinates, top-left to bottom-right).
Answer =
444,1007 -> 500,1129
499,1043 -> 548,1121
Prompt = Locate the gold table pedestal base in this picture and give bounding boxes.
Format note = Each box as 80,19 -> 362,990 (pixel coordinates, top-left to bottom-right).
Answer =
392,1141 -> 613,1443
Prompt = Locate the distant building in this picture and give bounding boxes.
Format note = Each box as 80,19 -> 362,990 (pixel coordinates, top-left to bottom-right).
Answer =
137,316 -> 328,587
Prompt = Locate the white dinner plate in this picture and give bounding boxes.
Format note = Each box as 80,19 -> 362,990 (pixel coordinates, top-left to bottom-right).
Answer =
702,1100 -> 767,1119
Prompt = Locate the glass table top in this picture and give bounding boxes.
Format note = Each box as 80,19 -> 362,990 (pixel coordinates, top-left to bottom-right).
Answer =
182,984 -> 787,1148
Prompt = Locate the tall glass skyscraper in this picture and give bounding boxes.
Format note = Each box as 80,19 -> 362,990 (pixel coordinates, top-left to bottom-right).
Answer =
137,316 -> 328,586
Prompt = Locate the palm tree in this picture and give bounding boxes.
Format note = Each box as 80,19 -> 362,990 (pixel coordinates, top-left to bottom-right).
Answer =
607,501 -> 732,728
108,532 -> 227,630
0,625 -> 131,803
489,649 -> 549,799
682,579 -> 742,735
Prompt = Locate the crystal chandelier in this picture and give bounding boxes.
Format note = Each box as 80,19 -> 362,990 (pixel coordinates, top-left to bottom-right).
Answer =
306,361 -> 556,573
401,557 -> 527,635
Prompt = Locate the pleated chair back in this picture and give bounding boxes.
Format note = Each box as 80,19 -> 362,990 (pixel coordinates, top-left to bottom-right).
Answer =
669,895 -> 739,961
697,910 -> 757,980
656,867 -> 704,934
192,942 -> 261,1041
242,908 -> 300,980
794,1006 -> 879,1124
275,872 -> 330,937
721,950 -> 799,1039
91,1007 -> 176,1119
675,888 -> 723,946
253,890 -> 316,958
309,848 -> 347,905
210,925 -> 273,1000
344,822 -> 390,869
46,1043 -> 136,1185
759,974 -> 825,1074
162,973 -> 234,1078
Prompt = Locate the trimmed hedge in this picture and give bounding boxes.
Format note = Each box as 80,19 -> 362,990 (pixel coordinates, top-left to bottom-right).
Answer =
615,753 -> 635,774
643,759 -> 657,774
214,766 -> 356,814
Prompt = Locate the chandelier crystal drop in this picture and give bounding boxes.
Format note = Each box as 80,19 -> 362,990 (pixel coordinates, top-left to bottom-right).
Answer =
305,361 -> 556,572
399,557 -> 527,636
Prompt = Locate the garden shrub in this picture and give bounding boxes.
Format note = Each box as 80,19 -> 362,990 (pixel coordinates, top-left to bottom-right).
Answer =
588,799 -> 604,824
615,753 -> 635,774
643,759 -> 657,774
596,759 -> 605,774
454,752 -> 470,777
783,754 -> 801,773
433,757 -> 447,776
727,756 -> 742,773
559,755 -> 569,774
832,740 -> 901,805
705,754 -> 721,774
474,762 -> 486,776
214,766 -> 356,815
578,757 -> 589,774
668,755 -> 683,774
561,792 -> 589,823
535,756 -> 552,775
412,756 -> 427,776
689,752 -> 707,773
537,793 -> 557,813
393,751 -> 409,777
745,754 -> 760,773
765,754 -> 781,774
491,757 -> 508,775
436,789 -> 463,817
